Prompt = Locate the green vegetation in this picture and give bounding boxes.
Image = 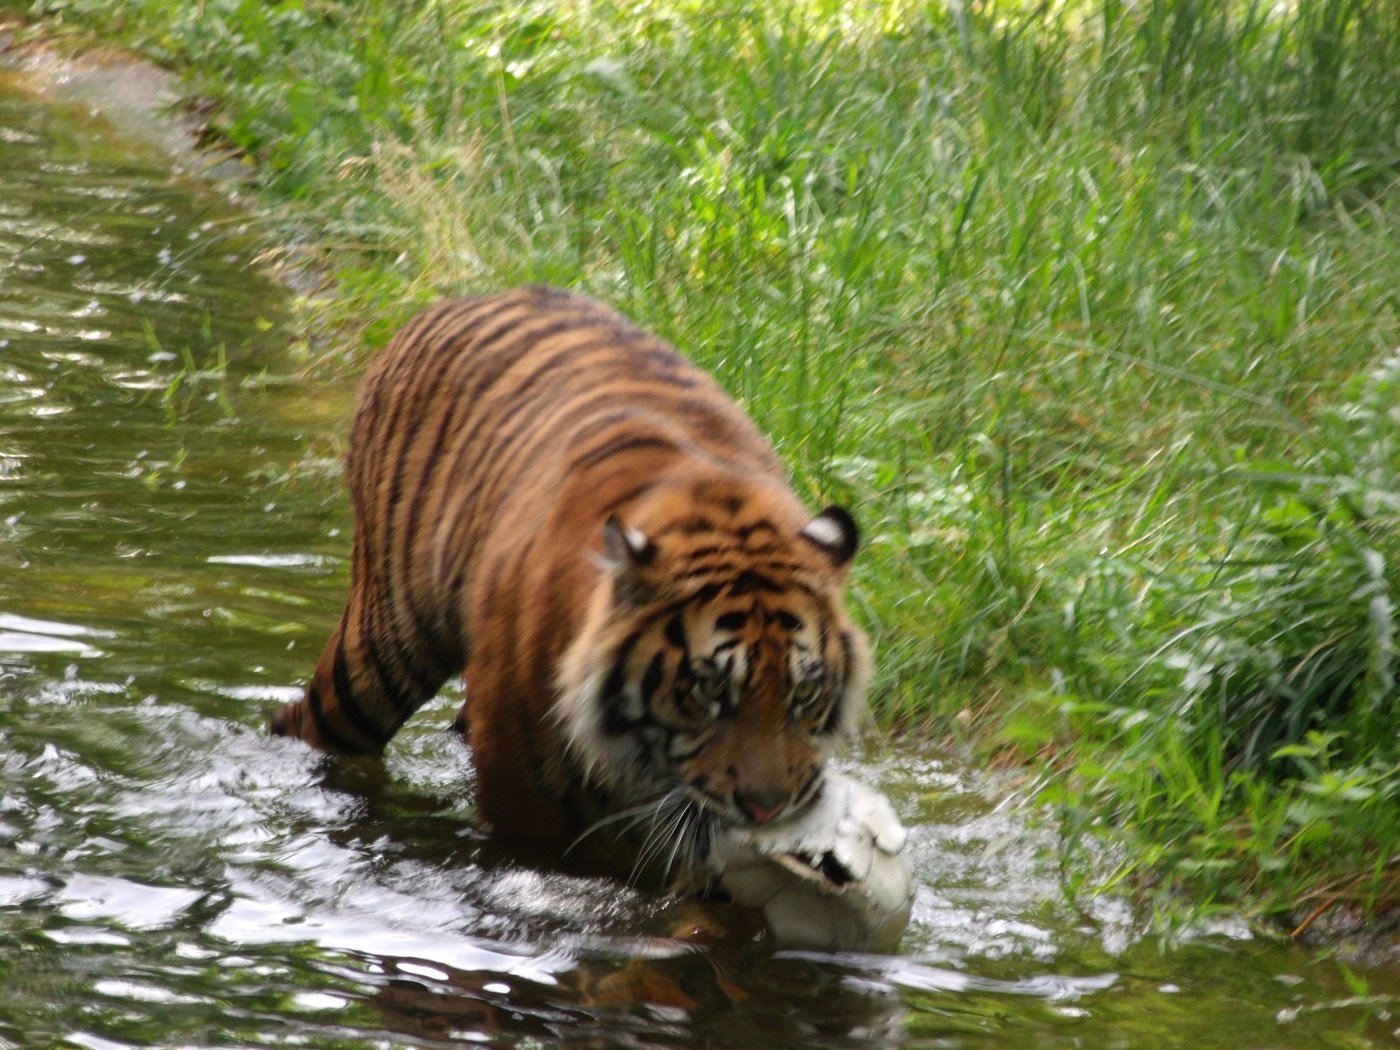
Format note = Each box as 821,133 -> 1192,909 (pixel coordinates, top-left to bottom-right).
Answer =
10,0 -> 1396,927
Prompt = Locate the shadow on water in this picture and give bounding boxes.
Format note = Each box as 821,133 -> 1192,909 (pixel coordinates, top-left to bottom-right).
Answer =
0,61 -> 1396,1049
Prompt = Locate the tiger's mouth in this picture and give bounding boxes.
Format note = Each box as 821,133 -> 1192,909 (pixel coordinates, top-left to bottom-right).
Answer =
683,772 -> 826,830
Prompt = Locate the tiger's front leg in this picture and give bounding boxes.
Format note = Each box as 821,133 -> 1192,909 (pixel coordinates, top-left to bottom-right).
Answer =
271,585 -> 461,755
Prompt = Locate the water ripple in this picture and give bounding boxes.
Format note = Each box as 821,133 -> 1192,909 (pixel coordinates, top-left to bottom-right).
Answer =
0,65 -> 1394,1050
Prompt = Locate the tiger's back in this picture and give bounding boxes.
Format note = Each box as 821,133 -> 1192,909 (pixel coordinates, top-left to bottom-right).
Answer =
273,287 -> 871,882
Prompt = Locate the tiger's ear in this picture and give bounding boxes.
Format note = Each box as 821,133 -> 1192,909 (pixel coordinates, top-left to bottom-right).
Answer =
602,515 -> 658,605
799,505 -> 859,570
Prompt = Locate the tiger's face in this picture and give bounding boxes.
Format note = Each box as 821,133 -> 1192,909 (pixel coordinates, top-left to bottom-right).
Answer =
557,494 -> 871,852
607,592 -> 859,825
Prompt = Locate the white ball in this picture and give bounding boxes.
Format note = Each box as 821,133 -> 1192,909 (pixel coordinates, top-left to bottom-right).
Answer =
710,771 -> 914,952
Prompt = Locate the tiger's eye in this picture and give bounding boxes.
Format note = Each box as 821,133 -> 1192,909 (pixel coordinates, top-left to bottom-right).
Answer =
689,657 -> 730,712
697,674 -> 727,702
791,669 -> 821,706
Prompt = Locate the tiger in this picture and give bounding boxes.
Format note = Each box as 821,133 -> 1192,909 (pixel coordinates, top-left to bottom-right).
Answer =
270,286 -> 872,887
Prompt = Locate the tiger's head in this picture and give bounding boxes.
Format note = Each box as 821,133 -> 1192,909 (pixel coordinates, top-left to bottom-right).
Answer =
557,480 -> 872,856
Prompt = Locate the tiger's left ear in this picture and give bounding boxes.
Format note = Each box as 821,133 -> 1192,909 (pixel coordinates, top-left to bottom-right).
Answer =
602,515 -> 658,605
799,505 -> 859,570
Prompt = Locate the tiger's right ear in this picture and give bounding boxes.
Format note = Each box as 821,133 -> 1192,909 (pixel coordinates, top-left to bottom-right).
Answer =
602,516 -> 657,606
799,505 -> 859,570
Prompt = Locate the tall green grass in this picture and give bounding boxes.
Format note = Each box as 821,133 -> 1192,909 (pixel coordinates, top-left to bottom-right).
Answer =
14,0 -> 1398,923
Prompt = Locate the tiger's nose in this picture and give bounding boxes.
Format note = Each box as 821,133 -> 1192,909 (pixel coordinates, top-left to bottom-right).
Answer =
734,789 -> 788,825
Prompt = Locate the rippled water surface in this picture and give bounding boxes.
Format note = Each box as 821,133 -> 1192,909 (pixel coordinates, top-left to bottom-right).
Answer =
1,66 -> 1396,1049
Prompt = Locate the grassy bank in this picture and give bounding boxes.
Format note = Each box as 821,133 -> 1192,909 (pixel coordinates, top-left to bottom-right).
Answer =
11,0 -> 1397,928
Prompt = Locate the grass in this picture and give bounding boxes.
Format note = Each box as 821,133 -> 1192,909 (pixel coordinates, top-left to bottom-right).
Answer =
8,0 -> 1397,928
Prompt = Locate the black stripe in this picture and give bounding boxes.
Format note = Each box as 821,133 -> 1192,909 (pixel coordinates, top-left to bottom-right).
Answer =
822,630 -> 854,734
674,556 -> 804,579
599,628 -> 645,724
639,651 -> 666,703
568,406 -> 656,441
603,710 -> 638,737
678,543 -> 740,561
482,317 -> 622,388
466,378 -> 718,505
331,637 -> 393,745
393,300 -> 549,493
379,309 -> 499,616
664,615 -> 687,649
690,583 -> 726,605
734,520 -> 778,540
794,766 -> 823,808
571,433 -> 678,471
402,322 -> 633,550
405,297 -> 489,348
416,295 -> 514,346
497,298 -> 693,376
730,571 -> 781,594
674,559 -> 747,582
819,697 -> 844,736
380,299 -> 513,436
602,481 -> 661,516
597,601 -> 688,734
355,616 -> 403,703
669,738 -> 705,763
361,596 -> 444,704
355,350 -> 439,501
394,307 -> 575,652
461,336 -> 660,459
648,514 -> 714,538
773,610 -> 804,632
306,682 -> 371,755
458,296 -> 563,357
385,565 -> 455,681
451,348 -> 693,489
702,492 -> 745,514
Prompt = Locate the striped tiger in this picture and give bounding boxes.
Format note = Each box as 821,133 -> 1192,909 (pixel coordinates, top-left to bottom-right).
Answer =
271,286 -> 872,885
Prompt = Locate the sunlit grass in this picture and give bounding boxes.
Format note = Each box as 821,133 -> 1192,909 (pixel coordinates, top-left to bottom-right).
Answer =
13,0 -> 1398,924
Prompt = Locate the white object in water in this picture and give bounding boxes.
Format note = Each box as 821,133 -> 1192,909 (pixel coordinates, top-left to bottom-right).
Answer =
709,771 -> 914,952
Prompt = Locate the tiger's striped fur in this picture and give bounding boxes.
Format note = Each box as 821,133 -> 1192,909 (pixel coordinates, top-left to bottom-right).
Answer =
271,287 -> 872,884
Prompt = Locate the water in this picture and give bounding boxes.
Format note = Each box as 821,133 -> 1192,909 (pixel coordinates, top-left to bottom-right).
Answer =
0,64 -> 1396,1049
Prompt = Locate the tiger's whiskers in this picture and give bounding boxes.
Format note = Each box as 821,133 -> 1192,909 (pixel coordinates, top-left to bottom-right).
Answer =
628,788 -> 694,887
563,794 -> 670,859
